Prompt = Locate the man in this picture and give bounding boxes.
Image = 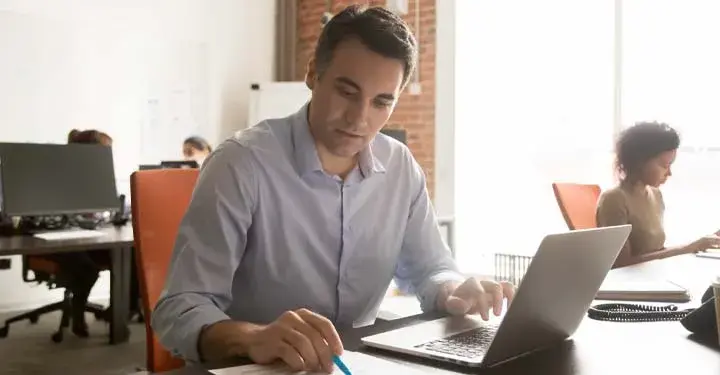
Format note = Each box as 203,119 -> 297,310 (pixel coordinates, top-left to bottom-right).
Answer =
152,5 -> 514,374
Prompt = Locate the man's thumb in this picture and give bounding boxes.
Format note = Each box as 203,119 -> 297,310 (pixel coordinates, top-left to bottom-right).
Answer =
445,295 -> 471,315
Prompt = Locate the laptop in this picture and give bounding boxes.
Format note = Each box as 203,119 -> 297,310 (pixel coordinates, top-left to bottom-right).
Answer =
361,224 -> 632,368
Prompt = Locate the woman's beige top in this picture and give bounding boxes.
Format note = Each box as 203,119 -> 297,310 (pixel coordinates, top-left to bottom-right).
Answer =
596,184 -> 666,256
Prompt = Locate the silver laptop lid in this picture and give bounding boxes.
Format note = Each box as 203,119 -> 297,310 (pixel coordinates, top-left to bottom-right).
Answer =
482,224 -> 631,367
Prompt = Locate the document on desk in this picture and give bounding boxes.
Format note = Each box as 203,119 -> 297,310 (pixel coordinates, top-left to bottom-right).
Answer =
209,351 -> 428,375
597,278 -> 690,302
697,249 -> 720,259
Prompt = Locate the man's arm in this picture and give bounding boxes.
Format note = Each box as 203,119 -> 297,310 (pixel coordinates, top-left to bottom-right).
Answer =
151,141 -> 257,363
393,156 -> 465,313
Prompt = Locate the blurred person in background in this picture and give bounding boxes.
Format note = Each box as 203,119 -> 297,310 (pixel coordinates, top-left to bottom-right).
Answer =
183,136 -> 212,166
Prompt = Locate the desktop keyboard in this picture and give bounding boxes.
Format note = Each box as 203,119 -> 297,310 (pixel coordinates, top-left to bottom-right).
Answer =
33,229 -> 106,241
416,325 -> 498,358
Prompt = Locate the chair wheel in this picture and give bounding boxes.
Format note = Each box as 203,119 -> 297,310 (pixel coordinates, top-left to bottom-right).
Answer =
0,326 -> 8,338
28,315 -> 39,324
51,331 -> 63,343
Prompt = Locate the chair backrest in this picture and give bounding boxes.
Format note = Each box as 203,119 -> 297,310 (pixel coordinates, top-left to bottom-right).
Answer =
552,183 -> 602,230
131,169 -> 199,373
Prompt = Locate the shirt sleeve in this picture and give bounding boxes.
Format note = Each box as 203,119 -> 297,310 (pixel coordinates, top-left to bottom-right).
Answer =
393,154 -> 465,313
150,141 -> 257,362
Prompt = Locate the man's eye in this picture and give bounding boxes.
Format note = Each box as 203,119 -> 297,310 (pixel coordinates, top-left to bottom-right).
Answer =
339,88 -> 356,97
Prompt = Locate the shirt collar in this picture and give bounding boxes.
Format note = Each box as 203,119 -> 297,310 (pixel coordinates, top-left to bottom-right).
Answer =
290,102 -> 386,178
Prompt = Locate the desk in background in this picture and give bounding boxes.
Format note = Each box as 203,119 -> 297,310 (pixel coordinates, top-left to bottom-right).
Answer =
148,255 -> 719,374
0,225 -> 134,344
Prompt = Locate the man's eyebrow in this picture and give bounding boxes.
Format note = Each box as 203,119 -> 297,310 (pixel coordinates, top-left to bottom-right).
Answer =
335,77 -> 395,101
377,93 -> 395,101
335,77 -> 361,91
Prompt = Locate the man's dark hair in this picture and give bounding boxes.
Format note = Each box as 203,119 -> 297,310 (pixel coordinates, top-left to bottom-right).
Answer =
615,121 -> 680,180
314,4 -> 418,87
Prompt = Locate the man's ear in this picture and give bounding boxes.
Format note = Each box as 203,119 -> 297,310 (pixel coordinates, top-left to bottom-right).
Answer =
305,58 -> 317,90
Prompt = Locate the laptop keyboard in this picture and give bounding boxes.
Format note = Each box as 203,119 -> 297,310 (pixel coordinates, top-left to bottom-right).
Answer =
416,324 -> 498,359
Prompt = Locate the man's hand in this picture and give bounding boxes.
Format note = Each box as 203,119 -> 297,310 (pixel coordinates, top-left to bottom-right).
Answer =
246,309 -> 343,374
443,278 -> 516,320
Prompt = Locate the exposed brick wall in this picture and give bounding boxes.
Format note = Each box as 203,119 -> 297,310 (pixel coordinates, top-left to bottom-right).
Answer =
296,0 -> 437,197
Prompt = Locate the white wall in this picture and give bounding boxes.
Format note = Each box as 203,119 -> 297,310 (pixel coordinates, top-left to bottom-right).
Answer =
0,0 -> 275,312
434,0 -> 454,218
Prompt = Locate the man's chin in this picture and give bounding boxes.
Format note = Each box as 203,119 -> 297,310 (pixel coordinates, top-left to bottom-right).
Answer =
325,142 -> 364,158
328,148 -> 360,159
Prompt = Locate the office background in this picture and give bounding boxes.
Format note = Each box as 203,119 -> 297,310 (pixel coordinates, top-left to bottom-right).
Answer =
0,1 -> 719,373
0,0 -> 275,313
3,0 -> 719,314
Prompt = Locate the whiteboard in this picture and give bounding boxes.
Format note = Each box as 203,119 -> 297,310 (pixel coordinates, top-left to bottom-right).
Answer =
247,81 -> 311,126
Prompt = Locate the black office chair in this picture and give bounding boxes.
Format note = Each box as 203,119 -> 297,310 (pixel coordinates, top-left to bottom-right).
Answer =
0,255 -> 106,342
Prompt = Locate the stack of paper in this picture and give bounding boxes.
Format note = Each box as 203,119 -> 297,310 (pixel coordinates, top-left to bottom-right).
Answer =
209,351 -> 428,375
596,279 -> 690,303
696,249 -> 720,260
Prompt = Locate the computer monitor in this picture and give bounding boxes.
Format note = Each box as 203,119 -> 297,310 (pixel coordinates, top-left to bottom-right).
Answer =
160,160 -> 198,169
0,142 -> 119,216
380,128 -> 407,145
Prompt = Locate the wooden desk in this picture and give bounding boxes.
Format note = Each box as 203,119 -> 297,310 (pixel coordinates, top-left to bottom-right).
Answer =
0,225 -> 134,344
148,255 -> 720,374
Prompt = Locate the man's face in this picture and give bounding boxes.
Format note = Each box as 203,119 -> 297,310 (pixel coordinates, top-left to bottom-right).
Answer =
306,38 -> 404,158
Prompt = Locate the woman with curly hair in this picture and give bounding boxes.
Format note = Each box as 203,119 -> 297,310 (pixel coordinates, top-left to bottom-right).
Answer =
596,121 -> 720,268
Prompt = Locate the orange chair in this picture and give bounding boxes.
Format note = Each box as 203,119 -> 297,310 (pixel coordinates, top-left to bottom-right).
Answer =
552,183 -> 602,230
131,169 -> 199,373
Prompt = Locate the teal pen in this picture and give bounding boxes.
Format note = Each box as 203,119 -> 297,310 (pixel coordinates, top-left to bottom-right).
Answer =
332,355 -> 352,375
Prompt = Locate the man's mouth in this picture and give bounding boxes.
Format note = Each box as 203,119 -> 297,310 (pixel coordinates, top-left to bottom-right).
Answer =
336,129 -> 363,138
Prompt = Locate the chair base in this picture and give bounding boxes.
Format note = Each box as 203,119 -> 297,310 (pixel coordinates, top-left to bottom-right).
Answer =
0,290 -> 108,342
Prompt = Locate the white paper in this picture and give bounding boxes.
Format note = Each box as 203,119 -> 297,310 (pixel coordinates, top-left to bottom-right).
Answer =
209,351 -> 426,375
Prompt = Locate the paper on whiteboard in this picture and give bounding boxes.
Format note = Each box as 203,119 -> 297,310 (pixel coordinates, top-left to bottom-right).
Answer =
209,350 -> 428,374
247,82 -> 310,127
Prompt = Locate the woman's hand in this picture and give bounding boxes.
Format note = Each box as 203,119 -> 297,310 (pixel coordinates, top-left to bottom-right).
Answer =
690,234 -> 720,252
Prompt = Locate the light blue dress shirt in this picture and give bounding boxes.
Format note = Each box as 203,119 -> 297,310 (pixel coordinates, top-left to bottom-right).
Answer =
151,103 -> 465,362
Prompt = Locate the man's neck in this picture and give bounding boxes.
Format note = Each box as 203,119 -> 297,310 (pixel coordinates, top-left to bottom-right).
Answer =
317,148 -> 357,179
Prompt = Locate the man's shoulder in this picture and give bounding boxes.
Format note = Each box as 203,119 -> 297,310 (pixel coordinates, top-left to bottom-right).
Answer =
229,118 -> 290,150
204,119 -> 290,168
371,132 -> 415,171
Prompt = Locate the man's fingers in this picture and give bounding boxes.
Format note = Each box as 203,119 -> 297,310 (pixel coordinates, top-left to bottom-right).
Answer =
501,281 -> 516,306
449,278 -> 490,320
296,309 -> 344,356
291,310 -> 335,372
282,327 -> 320,371
463,279 -> 489,320
445,295 -> 471,316
475,295 -> 490,320
277,342 -> 306,373
489,282 -> 504,316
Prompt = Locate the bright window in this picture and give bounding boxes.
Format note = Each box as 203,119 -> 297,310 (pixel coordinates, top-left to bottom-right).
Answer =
454,1 -> 720,273
622,1 -> 720,246
454,1 -> 616,273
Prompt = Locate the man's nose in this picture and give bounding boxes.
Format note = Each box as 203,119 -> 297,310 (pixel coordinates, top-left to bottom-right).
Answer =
344,101 -> 370,129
